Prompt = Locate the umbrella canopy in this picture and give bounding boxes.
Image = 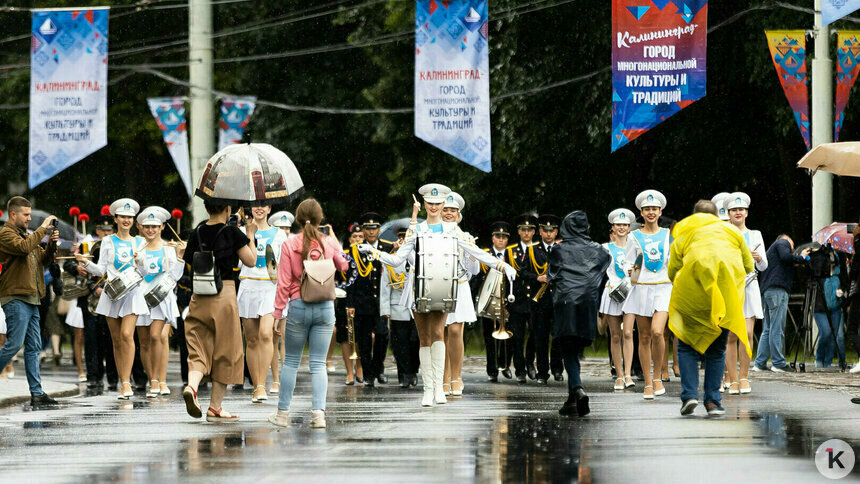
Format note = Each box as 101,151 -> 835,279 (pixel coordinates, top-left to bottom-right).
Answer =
813,222 -> 855,254
796,142 -> 860,177
196,143 -> 304,207
379,217 -> 424,243
0,209 -> 82,250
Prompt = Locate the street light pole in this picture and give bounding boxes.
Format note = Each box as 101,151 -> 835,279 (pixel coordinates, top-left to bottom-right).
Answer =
812,0 -> 833,234
188,0 -> 214,224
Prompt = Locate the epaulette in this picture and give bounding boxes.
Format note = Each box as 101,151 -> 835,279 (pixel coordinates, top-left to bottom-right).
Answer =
482,248 -> 490,252
506,244 -> 518,250
527,241 -> 539,247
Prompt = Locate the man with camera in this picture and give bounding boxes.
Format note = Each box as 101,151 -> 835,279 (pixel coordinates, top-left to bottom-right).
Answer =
0,196 -> 60,407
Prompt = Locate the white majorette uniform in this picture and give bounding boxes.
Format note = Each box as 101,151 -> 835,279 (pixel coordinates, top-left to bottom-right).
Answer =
135,207 -> 183,328
725,193 -> 768,319
443,192 -> 479,326
237,225 -> 287,318
0,305 -> 5,334
599,208 -> 635,317
65,299 -> 84,329
84,199 -> 149,319
622,190 -> 673,316
711,192 -> 731,222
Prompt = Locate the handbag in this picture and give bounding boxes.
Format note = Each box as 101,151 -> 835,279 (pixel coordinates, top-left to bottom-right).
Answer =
299,247 -> 336,302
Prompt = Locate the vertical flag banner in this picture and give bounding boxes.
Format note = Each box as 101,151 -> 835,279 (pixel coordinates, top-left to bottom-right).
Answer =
835,31 -> 860,141
415,0 -> 491,172
611,0 -> 708,152
147,98 -> 192,196
765,31 -> 811,150
218,97 -> 256,150
29,8 -> 108,189
823,0 -> 860,26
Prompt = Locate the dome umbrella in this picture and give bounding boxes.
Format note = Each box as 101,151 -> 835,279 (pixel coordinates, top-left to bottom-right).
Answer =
196,143 -> 304,207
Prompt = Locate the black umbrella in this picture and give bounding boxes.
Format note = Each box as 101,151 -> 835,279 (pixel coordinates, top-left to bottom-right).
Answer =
0,209 -> 82,249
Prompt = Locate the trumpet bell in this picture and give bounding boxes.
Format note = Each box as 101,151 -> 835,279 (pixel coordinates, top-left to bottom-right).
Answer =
265,245 -> 278,282
492,329 -> 513,340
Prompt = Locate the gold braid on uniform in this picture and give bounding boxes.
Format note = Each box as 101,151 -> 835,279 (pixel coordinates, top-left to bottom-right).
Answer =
387,266 -> 406,290
528,245 -> 548,276
506,245 -> 520,271
351,244 -> 374,278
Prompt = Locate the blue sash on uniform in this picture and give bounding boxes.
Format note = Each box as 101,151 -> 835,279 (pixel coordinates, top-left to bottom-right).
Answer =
632,229 -> 668,273
143,248 -> 165,283
743,231 -> 750,248
111,235 -> 135,272
254,227 -> 278,269
607,242 -> 626,279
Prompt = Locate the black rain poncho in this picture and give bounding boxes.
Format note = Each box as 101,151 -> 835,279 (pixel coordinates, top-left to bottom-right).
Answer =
548,211 -> 611,342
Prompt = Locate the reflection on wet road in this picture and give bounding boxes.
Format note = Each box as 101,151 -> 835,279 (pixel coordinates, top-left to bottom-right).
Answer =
0,361 -> 858,482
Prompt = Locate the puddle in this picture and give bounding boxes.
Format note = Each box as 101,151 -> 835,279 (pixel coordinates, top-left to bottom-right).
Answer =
22,421 -> 67,429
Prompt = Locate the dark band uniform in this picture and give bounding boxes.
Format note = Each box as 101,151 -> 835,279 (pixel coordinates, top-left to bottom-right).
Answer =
474,221 -> 513,381
525,214 -> 564,382
507,213 -> 538,382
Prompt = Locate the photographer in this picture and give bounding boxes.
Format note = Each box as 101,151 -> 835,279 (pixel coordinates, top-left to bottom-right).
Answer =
0,196 -> 59,407
753,235 -> 810,373
811,245 -> 847,369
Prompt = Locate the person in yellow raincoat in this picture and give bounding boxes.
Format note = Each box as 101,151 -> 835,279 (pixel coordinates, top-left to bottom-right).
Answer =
667,201 -> 754,417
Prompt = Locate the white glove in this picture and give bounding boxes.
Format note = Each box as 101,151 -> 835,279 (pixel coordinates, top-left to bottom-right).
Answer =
357,243 -> 374,255
837,288 -> 844,298
503,264 -> 517,281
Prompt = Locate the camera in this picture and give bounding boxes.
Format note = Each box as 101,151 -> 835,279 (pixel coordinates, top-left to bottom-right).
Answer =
227,214 -> 239,228
320,225 -> 330,235
807,244 -> 836,280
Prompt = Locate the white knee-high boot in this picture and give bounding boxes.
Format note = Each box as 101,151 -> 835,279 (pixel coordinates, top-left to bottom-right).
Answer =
431,341 -> 447,405
419,346 -> 433,407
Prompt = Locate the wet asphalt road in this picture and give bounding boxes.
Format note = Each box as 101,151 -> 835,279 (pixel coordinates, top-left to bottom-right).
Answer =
0,356 -> 858,483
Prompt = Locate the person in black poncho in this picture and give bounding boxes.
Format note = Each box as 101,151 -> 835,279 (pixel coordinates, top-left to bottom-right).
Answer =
548,211 -> 611,417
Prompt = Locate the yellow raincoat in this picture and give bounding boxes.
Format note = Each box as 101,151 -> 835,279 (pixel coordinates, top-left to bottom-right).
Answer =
667,213 -> 755,357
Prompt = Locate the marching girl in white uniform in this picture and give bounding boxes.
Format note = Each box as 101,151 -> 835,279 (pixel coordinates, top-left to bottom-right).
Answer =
77,198 -> 147,400
600,208 -> 637,390
238,205 -> 288,403
267,210 -> 294,393
359,184 -> 516,407
711,192 -> 731,222
623,190 -> 672,400
724,192 -> 767,395
441,192 -> 479,397
134,207 -> 184,398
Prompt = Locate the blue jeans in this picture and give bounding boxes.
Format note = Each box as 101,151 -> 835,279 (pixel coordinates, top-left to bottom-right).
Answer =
278,299 -> 335,411
754,288 -> 789,369
0,300 -> 44,395
678,329 -> 729,406
814,308 -> 845,368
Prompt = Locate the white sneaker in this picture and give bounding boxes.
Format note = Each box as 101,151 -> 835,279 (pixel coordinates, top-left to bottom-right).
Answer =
770,366 -> 786,373
850,362 -> 860,374
310,409 -> 326,429
750,365 -> 764,372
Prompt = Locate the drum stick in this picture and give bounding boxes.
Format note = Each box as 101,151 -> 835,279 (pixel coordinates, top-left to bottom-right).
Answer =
165,222 -> 183,242
412,194 -> 419,205
56,255 -> 93,260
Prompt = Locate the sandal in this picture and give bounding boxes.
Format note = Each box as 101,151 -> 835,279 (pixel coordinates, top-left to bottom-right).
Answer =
159,383 -> 170,396
269,382 -> 280,395
624,376 -> 635,389
451,379 -> 464,396
643,385 -> 655,400
206,407 -> 239,423
147,380 -> 160,398
613,377 -> 625,390
653,379 -> 666,396
117,382 -> 133,400
442,382 -> 452,396
252,385 -> 268,403
728,382 -> 740,395
739,378 -> 752,394
183,385 -> 202,418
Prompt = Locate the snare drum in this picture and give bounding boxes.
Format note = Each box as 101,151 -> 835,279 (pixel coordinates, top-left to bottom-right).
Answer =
413,234 -> 459,313
60,272 -> 90,300
609,278 -> 632,304
104,270 -> 144,301
475,268 -> 504,319
744,272 -> 757,287
144,272 -> 177,309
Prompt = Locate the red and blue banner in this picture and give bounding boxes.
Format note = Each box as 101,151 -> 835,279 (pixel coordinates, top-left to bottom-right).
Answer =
147,97 -> 192,196
765,31 -> 810,150
415,0 -> 491,172
611,0 -> 707,152
218,96 -> 256,151
835,31 -> 860,141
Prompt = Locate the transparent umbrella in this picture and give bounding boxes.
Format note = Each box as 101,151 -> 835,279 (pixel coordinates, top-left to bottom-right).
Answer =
196,143 -> 304,206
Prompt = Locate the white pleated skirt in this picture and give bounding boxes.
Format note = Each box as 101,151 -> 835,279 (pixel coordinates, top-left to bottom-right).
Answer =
599,286 -> 625,317
137,293 -> 180,328
446,280 -> 477,326
64,298 -> 84,329
95,286 -> 149,319
237,279 -> 277,318
0,305 -> 7,334
622,282 -> 672,317
743,279 -> 764,320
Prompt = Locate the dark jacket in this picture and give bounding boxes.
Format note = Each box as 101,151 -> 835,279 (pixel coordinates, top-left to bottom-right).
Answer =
758,238 -> 806,294
507,242 -> 536,314
0,223 -> 55,301
346,239 -> 394,316
548,211 -> 610,340
527,242 -> 556,312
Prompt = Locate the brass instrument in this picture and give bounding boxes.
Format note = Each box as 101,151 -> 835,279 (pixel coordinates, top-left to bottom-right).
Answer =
492,276 -> 514,340
347,313 -> 358,360
532,282 -> 549,302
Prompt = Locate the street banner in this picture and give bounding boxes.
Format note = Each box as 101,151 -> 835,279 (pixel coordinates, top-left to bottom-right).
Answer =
147,98 -> 192,196
29,8 -> 108,189
218,96 -> 256,150
835,31 -> 860,141
414,0 -> 491,172
765,30 -> 811,150
823,0 -> 860,26
611,0 -> 708,152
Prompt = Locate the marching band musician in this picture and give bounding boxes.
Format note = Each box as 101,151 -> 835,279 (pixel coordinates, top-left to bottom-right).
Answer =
269,211 -> 295,235
476,221 -> 513,383
133,207 -> 184,398
238,204 -> 288,403
600,208 -> 637,390
77,198 -> 147,400
380,226 -> 418,389
525,214 -> 564,384
507,213 -> 539,384
359,183 -> 517,407
711,192 -> 731,222
623,190 -> 672,400
267,209 -> 294,390
346,212 -> 395,387
335,224 -> 364,385
724,192 -> 767,395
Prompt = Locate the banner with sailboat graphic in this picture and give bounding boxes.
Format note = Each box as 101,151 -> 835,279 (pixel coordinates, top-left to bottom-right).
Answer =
218,96 -> 256,150
414,0 -> 491,172
147,97 -> 192,196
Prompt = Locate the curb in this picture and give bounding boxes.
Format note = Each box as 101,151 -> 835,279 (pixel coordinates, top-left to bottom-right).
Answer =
0,386 -> 80,408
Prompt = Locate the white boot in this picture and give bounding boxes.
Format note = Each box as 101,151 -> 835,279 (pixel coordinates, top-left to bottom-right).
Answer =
850,361 -> 860,374
431,341 -> 447,405
419,346 -> 433,407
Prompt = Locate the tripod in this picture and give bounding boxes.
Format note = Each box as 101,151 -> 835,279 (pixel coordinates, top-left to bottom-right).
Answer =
789,279 -> 846,372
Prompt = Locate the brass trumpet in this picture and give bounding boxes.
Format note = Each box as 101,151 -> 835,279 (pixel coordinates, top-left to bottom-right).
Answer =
347,313 -> 358,360
532,282 -> 548,302
492,275 -> 514,340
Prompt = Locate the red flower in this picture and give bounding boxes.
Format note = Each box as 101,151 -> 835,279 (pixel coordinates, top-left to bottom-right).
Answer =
101,205 -> 111,216
171,209 -> 184,219
78,214 -> 90,222
69,206 -> 80,217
